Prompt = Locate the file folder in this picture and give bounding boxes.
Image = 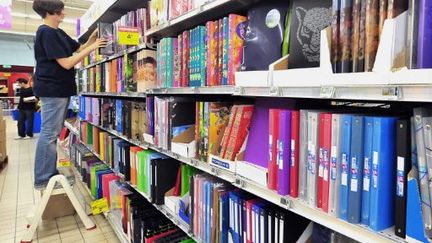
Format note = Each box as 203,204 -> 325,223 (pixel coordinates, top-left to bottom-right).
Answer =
339,115 -> 352,220
348,115 -> 364,223
361,117 -> 374,225
369,117 -> 396,231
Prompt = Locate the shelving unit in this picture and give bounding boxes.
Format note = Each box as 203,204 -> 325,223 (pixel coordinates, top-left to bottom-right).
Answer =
78,139 -> 198,242
145,0 -> 261,39
78,0 -> 148,42
74,0 -> 430,242
79,119 -> 403,243
79,43 -> 153,70
64,120 -> 79,136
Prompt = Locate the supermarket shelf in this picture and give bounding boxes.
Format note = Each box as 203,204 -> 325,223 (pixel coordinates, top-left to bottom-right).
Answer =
78,0 -> 148,42
79,142 -> 126,180
129,184 -> 199,242
146,0 -> 261,39
148,85 -> 235,95
70,156 -> 127,242
81,119 -> 406,243
80,86 -> 235,98
80,92 -> 147,98
81,83 -> 432,102
79,43 -> 153,70
79,130 -> 196,241
104,212 -> 129,243
64,120 -> 79,136
57,144 -> 70,157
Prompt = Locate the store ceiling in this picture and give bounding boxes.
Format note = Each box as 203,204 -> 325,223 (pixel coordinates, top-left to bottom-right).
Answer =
3,0 -> 93,38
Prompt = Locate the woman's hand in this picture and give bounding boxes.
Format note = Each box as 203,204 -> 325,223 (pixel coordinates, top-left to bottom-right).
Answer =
90,38 -> 108,51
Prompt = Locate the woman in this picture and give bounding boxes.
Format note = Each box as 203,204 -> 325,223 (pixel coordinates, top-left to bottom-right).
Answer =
32,0 -> 106,190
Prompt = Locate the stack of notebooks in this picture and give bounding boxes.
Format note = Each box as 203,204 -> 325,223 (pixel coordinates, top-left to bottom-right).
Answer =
79,48 -> 157,94
195,102 -> 232,162
109,181 -> 193,243
79,7 -> 150,69
149,0 -> 212,28
190,174 -> 311,243
153,97 -> 195,150
156,14 -> 247,88
79,97 -> 150,142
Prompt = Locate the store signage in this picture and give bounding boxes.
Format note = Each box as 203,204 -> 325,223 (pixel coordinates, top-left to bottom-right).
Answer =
118,27 -> 140,46
0,0 -> 12,30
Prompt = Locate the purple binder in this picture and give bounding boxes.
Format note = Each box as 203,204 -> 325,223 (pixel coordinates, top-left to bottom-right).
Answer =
243,103 -> 269,168
277,110 -> 292,196
244,99 -> 296,168
417,0 -> 432,68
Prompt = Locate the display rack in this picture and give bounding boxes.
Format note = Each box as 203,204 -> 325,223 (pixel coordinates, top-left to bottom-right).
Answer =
80,43 -> 153,70
79,139 -> 198,242
75,0 -> 428,242
56,134 -> 128,243
78,0 -> 148,42
145,0 -> 261,39
64,120 -> 79,136
80,119 -> 404,243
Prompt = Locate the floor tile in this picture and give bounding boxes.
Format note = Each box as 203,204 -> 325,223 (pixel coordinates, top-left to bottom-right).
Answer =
0,117 -> 119,243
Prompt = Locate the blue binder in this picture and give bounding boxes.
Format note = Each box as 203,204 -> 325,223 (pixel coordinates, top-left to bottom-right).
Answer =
361,117 -> 374,225
348,115 -> 364,223
228,191 -> 241,243
339,114 -> 352,220
79,96 -> 86,119
369,117 -> 396,231
220,192 -> 230,243
115,100 -> 123,134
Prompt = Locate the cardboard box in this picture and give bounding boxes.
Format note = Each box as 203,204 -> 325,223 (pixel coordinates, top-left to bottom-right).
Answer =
171,125 -> 196,158
42,193 -> 76,220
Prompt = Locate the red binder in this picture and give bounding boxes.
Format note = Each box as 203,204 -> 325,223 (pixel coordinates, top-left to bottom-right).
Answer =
246,199 -> 258,243
290,110 -> 300,198
318,113 -> 332,212
268,109 -> 280,190
101,173 -> 120,206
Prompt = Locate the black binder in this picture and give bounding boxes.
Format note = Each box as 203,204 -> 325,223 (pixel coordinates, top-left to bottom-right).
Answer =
151,158 -> 180,205
395,119 -> 412,238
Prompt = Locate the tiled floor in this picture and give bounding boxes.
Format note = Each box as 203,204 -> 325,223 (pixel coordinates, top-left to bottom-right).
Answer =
0,117 -> 121,243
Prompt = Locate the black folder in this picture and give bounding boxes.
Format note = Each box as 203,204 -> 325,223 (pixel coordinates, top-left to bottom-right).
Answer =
151,158 -> 180,205
395,119 -> 411,238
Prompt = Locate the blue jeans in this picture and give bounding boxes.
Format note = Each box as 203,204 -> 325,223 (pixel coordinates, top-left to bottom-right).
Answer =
34,97 -> 69,187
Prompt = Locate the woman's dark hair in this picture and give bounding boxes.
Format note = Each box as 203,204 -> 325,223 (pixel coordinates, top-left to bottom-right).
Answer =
32,0 -> 64,19
17,78 -> 29,84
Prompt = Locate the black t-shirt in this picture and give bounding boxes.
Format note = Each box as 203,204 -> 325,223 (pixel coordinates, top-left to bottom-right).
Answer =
18,87 -> 36,111
33,25 -> 80,97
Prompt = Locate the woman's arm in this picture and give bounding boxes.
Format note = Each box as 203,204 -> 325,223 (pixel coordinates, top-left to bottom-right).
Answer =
76,29 -> 98,53
56,38 -> 107,70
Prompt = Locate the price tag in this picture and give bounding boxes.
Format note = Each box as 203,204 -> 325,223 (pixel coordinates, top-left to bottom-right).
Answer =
320,86 -> 335,98
118,27 -> 140,46
381,86 -> 400,100
91,198 -> 109,215
57,159 -> 71,167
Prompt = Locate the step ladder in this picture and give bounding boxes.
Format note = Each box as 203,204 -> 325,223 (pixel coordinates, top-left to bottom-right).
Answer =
20,175 -> 96,243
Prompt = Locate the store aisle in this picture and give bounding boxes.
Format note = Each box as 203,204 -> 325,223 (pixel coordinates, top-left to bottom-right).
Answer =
0,117 -> 120,243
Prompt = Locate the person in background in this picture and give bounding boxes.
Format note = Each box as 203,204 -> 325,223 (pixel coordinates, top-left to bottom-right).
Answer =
15,78 -> 37,139
32,0 -> 107,190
